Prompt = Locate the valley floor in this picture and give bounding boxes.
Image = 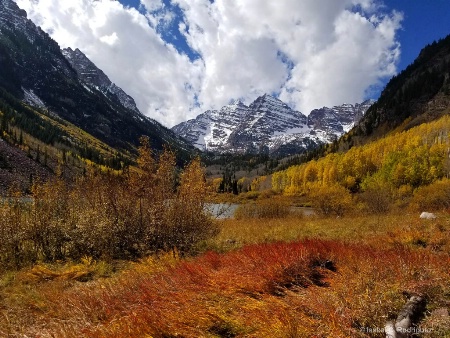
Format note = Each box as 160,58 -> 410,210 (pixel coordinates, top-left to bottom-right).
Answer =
1,212 -> 450,337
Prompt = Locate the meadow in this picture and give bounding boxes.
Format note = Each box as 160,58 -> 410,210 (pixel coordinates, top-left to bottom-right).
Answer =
1,208 -> 449,338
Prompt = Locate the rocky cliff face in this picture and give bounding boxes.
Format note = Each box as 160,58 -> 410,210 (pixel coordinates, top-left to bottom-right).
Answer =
62,47 -> 140,114
308,100 -> 375,135
172,95 -> 374,156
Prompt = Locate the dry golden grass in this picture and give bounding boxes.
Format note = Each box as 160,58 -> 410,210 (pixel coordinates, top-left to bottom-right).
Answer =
0,212 -> 449,337
1,239 -> 449,337
206,211 -> 450,252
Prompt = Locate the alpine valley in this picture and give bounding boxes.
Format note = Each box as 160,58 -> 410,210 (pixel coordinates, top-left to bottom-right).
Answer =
0,0 -> 377,191
2,0 -> 450,337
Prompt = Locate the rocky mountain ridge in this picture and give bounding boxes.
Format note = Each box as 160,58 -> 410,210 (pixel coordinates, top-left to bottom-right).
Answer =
173,95 -> 374,156
62,47 -> 141,114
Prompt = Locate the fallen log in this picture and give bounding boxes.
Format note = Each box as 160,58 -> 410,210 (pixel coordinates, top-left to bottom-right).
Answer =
385,295 -> 426,338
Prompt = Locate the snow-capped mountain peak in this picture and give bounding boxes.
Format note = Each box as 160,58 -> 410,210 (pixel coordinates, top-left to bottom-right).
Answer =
172,95 -> 374,156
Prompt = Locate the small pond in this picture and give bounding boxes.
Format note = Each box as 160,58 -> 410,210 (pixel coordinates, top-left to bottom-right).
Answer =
205,203 -> 239,219
206,203 -> 316,219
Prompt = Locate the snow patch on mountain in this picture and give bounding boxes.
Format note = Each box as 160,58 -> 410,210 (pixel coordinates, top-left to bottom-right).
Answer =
22,88 -> 46,109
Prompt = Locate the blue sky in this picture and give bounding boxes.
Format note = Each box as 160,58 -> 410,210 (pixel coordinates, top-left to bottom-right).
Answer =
15,0 -> 450,127
383,0 -> 450,71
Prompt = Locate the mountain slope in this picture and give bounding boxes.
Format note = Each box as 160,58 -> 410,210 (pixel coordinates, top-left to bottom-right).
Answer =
0,0 -> 193,160
0,82 -> 137,194
308,101 -> 373,135
352,34 -> 450,142
173,94 -> 373,156
0,137 -> 52,194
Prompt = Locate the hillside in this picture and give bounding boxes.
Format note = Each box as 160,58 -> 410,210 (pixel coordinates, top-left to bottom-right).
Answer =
347,34 -> 450,146
271,33 -> 450,178
274,114 -> 450,193
0,138 -> 52,194
0,83 -> 136,193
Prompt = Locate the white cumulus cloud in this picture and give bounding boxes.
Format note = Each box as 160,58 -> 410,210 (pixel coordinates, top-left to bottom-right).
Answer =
175,0 -> 403,114
14,0 -> 402,127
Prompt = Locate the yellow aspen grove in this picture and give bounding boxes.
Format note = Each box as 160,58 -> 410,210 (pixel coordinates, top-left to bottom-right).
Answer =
271,115 -> 450,199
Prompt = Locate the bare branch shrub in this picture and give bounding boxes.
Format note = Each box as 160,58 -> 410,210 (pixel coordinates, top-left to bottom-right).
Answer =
0,139 -> 216,268
359,176 -> 393,214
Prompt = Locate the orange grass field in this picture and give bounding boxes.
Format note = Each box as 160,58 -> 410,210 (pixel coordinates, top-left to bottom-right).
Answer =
1,213 -> 450,337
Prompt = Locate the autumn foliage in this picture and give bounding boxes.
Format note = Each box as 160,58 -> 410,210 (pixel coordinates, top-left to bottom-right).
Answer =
0,137 -> 216,269
272,115 -> 450,212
